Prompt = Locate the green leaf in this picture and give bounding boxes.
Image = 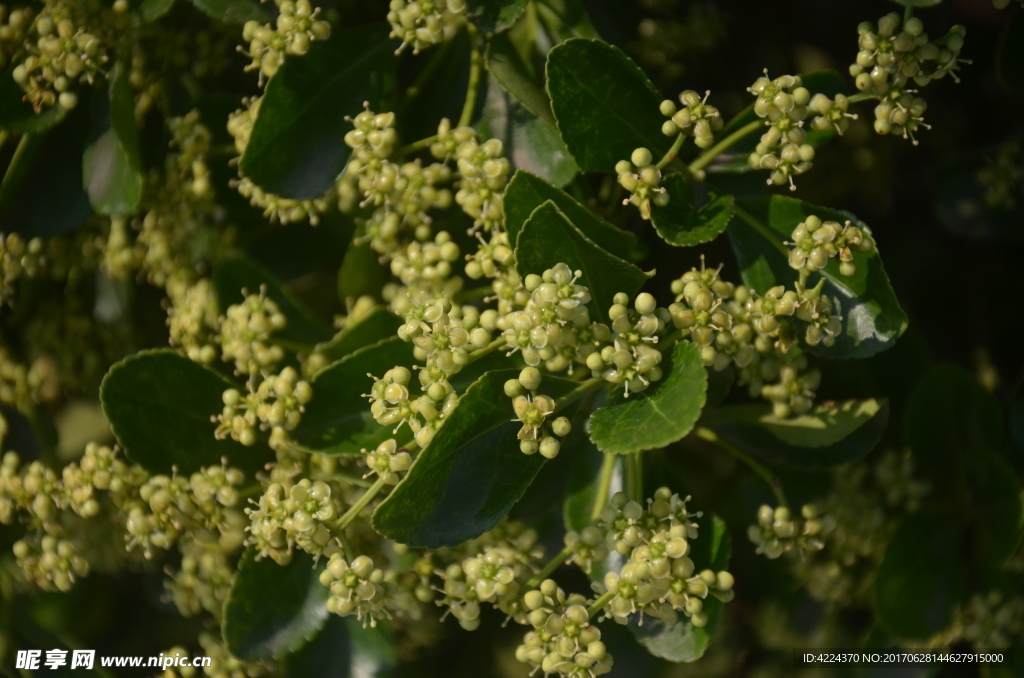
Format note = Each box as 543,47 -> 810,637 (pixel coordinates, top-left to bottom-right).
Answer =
189,0 -> 270,23
372,369 -> 585,547
486,32 -> 554,125
632,512 -> 731,661
213,256 -> 335,349
0,68 -> 66,134
223,549 -> 329,662
139,0 -> 175,22
589,341 -> 707,455
465,0 -> 529,32
562,440 -> 608,532
315,308 -> 402,364
998,9 -> 1024,90
974,453 -> 1024,566
709,70 -> 847,174
515,201 -> 651,325
100,350 -> 273,476
545,38 -> 670,172
728,194 -> 908,359
875,514 -> 966,640
905,364 -> 1002,481
292,338 -> 415,456
283,615 -> 397,678
338,237 -> 390,302
477,76 -> 578,188
701,399 -> 890,471
650,174 -> 734,247
239,25 -> 397,199
82,63 -> 143,215
504,170 -> 638,256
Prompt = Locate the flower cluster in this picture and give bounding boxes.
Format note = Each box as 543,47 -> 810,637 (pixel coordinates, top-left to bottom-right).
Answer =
387,0 -> 466,54
506,367 -> 573,458
660,90 -> 723,148
850,12 -> 966,144
363,439 -> 412,485
246,478 -> 341,564
616,147 -> 669,220
746,72 -> 815,189
594,489 -> 735,628
217,287 -> 287,376
241,0 -> 331,82
12,0 -> 109,111
786,215 -> 874,278
748,504 -> 827,560
215,366 -> 313,451
517,582 -> 612,677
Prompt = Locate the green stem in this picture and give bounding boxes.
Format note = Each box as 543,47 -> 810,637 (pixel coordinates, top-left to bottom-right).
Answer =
625,453 -> 643,503
590,453 -> 617,522
399,134 -> 438,156
467,336 -> 508,363
526,545 -> 574,587
457,24 -> 482,128
336,477 -> 388,530
656,133 -> 686,169
847,92 -> 877,104
0,133 -> 36,202
688,120 -> 762,173
238,483 -> 264,499
587,590 -> 615,619
695,426 -> 787,507
903,5 -> 913,24
323,471 -> 373,488
0,130 -> 9,151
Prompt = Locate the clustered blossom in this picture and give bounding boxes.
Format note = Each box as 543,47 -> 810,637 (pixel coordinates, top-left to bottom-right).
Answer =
746,72 -> 816,190
387,0 -> 466,54
241,0 -> 330,82
850,12 -> 966,144
616,148 -> 668,220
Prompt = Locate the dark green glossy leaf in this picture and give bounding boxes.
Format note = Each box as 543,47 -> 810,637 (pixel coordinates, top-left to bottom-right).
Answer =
140,0 -> 175,22
486,31 -> 554,125
239,25 -> 396,199
728,194 -> 908,358
292,337 -> 415,456
189,0 -> 270,22
223,549 -> 329,662
998,9 -> 1024,90
214,256 -> 335,349
477,77 -> 577,188
283,615 -> 397,678
875,515 -> 965,640
0,67 -> 66,134
704,366 -> 734,409
504,169 -> 637,255
905,364 -> 1002,481
545,38 -> 670,172
315,307 -> 402,364
338,238 -> 390,302
589,341 -> 707,454
83,64 -> 143,215
632,512 -> 731,661
372,369 -> 584,547
709,70 -> 847,174
515,201 -> 650,325
702,399 -> 889,471
650,174 -> 734,247
466,0 -> 529,32
100,350 -> 273,476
